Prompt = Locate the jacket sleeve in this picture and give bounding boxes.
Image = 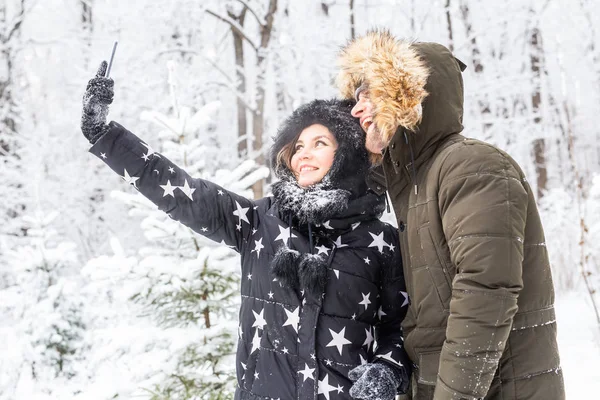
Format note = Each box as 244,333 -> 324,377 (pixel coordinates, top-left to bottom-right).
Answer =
373,226 -> 411,389
88,121 -> 257,252
433,142 -> 527,400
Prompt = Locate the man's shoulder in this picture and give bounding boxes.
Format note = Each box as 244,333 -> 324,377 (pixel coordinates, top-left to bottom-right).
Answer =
433,136 -> 520,177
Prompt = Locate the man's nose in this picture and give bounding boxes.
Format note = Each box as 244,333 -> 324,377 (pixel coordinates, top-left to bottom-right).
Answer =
351,101 -> 363,118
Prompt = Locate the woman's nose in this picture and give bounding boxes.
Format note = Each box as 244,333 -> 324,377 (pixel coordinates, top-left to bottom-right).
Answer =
300,150 -> 312,159
296,147 -> 311,159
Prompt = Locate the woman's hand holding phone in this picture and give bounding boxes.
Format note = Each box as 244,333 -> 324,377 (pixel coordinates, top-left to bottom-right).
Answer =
81,42 -> 117,144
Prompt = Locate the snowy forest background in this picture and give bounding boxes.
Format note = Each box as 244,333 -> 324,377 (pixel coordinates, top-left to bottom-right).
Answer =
1,0 -> 599,398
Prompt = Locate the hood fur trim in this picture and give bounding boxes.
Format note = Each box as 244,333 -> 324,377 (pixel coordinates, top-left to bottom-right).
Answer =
336,29 -> 430,142
271,176 -> 350,225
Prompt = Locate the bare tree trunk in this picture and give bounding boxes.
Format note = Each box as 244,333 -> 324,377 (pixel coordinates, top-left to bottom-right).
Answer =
445,0 -> 454,52
227,7 -> 248,157
0,1 -> 26,227
530,26 -> 547,199
251,0 -> 278,199
459,0 -> 492,136
579,0 -> 600,184
349,0 -> 355,40
562,100 -> 600,326
81,0 -> 93,44
410,0 -> 415,32
0,2 -> 23,152
205,0 -> 279,198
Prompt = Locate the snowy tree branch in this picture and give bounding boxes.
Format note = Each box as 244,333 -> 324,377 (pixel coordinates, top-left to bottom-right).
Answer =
235,0 -> 266,26
205,9 -> 258,51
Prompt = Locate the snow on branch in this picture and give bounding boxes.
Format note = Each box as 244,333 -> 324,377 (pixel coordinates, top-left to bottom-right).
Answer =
205,9 -> 258,51
234,0 -> 267,26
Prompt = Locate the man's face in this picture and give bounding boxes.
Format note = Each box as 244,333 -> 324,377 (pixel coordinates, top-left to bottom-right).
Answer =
351,91 -> 386,154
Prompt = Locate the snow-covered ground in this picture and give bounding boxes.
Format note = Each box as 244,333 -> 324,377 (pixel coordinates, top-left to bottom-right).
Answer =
556,291 -> 600,398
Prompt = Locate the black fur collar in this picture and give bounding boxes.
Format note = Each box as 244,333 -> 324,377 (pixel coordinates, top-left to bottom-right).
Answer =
270,175 -> 351,226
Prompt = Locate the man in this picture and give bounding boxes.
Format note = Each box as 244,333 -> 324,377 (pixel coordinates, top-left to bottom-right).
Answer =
337,29 -> 564,400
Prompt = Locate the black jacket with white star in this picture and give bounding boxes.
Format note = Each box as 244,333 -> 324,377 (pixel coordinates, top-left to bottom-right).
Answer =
90,122 -> 410,400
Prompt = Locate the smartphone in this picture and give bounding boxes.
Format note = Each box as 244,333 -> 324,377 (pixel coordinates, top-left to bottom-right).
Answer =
105,41 -> 118,78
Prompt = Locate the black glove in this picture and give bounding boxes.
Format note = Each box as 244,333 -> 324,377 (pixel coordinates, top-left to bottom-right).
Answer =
81,61 -> 114,144
349,362 -> 405,400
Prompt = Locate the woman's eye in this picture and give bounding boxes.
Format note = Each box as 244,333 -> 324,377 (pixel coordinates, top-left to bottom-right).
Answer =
316,140 -> 326,147
294,144 -> 303,152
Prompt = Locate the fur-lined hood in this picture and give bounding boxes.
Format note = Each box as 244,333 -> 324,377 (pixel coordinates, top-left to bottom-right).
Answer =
337,29 -> 465,153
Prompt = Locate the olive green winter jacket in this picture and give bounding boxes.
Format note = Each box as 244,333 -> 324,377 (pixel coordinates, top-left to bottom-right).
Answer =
337,31 -> 565,400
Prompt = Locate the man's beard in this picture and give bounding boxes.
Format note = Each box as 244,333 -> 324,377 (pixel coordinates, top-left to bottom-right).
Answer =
365,123 -> 386,154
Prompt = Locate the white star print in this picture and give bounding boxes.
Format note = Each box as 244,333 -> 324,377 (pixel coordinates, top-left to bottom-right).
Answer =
364,257 -> 371,265
377,351 -> 403,367
178,179 -> 196,200
283,306 -> 300,333
322,220 -> 333,230
251,329 -> 261,353
318,374 -> 337,400
168,166 -> 175,173
267,291 -> 274,299
140,141 -> 159,159
363,327 -> 374,351
233,201 -> 250,225
252,238 -> 264,258
247,273 -> 252,280
368,231 -> 388,253
252,228 -> 258,235
254,372 -> 259,380
359,292 -> 371,310
333,235 -> 348,248
274,225 -> 297,245
217,189 -> 224,195
351,313 -> 356,320
400,291 -> 409,307
326,327 -> 351,355
252,309 -> 267,330
220,240 -> 235,249
282,347 -> 289,354
159,179 -> 176,197
100,152 -> 107,159
201,227 -> 208,232
335,384 -> 344,394
315,244 -> 330,255
387,242 -> 396,252
377,306 -> 387,319
121,169 -> 139,188
299,363 -> 315,382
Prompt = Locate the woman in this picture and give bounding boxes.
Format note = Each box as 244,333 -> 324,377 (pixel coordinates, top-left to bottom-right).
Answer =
81,61 -> 410,400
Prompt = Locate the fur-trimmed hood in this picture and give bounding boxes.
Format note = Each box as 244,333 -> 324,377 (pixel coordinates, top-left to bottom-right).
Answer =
268,98 -> 386,297
337,29 -> 465,157
270,98 -> 371,200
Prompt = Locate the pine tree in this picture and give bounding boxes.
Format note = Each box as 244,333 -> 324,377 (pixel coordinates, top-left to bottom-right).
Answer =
0,209 -> 86,398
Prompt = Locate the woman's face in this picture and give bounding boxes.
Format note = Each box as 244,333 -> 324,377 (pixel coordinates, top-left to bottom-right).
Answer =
290,124 -> 338,187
